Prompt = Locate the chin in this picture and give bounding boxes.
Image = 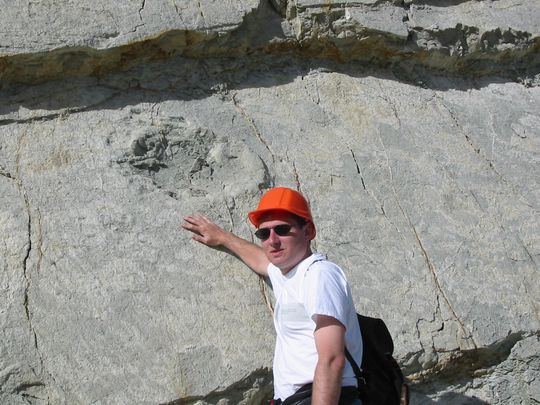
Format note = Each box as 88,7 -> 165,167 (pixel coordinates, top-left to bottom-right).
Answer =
270,258 -> 285,267
272,259 -> 294,274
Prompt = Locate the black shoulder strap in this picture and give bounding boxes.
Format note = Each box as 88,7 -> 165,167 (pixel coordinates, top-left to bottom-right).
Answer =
304,257 -> 327,275
345,347 -> 362,377
345,347 -> 366,393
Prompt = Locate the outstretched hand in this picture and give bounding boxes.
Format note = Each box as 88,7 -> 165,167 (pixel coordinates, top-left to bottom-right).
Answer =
181,213 -> 269,276
182,214 -> 230,248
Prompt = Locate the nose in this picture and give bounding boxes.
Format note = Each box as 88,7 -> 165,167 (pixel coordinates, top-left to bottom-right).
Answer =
267,228 -> 281,245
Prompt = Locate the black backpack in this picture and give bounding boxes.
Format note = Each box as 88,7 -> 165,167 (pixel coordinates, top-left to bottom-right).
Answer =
345,314 -> 409,405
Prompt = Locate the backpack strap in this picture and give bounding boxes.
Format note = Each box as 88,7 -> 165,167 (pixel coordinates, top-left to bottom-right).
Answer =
344,347 -> 361,377
345,347 -> 367,398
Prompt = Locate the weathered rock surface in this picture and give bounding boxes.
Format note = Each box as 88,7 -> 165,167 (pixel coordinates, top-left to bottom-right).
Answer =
1,1 -> 539,404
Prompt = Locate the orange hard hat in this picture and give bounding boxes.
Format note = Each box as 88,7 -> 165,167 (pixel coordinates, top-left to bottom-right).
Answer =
248,187 -> 315,231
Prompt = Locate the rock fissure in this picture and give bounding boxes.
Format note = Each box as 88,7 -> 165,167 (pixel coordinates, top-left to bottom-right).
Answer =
139,0 -> 146,18
259,277 -> 275,313
14,129 -> 46,383
412,217 -> 477,349
455,94 -> 540,210
34,208 -> 44,276
0,86 -> 125,126
0,111 -> 73,127
224,196 -> 236,230
16,130 -> 32,321
486,110 -> 503,182
377,129 -> 477,350
491,215 -> 540,321
435,95 -> 480,155
349,148 -> 361,175
377,83 -> 403,127
292,160 -> 302,192
301,73 -> 321,105
293,1 -> 396,12
197,0 -> 207,29
99,4 -> 119,39
230,93 -> 276,163
21,188 -> 32,321
134,0 -> 146,32
350,148 -> 405,237
12,381 -> 46,396
515,233 -> 539,269
435,95 -> 503,174
253,156 -> 273,191
19,186 -> 46,382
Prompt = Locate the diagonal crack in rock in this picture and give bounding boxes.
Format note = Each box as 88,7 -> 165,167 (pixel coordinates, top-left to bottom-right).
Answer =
15,129 -> 46,382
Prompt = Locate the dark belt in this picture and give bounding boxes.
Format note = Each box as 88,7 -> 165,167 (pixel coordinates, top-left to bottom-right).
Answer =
271,384 -> 359,405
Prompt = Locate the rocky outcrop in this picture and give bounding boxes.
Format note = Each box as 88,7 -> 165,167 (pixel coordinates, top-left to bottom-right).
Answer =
1,0 -> 539,86
1,1 -> 539,404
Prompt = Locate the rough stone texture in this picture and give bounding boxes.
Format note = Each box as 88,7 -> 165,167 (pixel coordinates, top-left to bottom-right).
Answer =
0,0 -> 261,53
1,1 -> 539,404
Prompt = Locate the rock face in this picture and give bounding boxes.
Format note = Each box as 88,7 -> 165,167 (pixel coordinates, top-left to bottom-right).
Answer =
1,1 -> 539,404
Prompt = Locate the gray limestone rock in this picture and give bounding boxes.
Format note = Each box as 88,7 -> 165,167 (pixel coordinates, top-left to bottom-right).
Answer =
0,0 -> 261,54
1,1 -> 539,404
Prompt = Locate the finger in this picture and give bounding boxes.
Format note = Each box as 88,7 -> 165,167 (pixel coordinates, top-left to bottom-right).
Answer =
183,215 -> 199,225
184,224 -> 203,236
182,218 -> 193,227
181,222 -> 193,230
181,220 -> 202,232
192,235 -> 205,243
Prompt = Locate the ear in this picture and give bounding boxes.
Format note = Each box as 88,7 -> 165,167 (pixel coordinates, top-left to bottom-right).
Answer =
305,222 -> 316,241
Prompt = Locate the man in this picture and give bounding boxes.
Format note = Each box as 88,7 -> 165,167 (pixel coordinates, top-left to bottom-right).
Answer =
182,187 -> 362,405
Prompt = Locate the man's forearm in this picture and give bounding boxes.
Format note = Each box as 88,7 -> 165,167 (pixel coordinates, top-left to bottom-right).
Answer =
311,356 -> 344,405
312,317 -> 347,405
221,232 -> 269,276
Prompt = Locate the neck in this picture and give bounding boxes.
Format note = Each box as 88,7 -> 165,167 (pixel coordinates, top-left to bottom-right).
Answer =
280,248 -> 313,275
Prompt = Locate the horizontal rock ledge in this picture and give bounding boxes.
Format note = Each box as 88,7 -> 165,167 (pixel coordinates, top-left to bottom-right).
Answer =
1,0 -> 539,87
0,27 -> 539,88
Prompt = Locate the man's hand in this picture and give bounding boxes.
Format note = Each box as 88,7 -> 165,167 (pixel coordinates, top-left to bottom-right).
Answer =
312,315 -> 346,405
182,214 -> 230,248
181,214 -> 270,276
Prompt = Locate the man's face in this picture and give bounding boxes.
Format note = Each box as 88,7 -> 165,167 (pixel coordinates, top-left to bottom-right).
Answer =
257,211 -> 314,274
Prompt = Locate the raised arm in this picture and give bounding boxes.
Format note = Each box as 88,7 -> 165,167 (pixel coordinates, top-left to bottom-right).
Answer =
182,214 -> 270,276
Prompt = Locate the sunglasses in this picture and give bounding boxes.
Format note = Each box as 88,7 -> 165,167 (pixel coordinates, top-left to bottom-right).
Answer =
254,224 -> 293,240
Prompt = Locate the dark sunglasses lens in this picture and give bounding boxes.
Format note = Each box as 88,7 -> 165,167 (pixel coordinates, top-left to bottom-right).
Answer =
274,224 -> 292,236
254,224 -> 293,240
255,228 -> 271,240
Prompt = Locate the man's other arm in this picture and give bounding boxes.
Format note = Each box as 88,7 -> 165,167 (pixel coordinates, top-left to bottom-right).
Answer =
312,315 -> 346,405
182,214 -> 269,276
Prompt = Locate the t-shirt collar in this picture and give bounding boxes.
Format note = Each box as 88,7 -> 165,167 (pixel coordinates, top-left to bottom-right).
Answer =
284,253 -> 326,279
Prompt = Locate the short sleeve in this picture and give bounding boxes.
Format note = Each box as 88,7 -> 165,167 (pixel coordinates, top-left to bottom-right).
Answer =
302,262 -> 349,328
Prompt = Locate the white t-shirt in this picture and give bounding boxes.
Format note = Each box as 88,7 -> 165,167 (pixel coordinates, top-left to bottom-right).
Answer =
267,253 -> 363,401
